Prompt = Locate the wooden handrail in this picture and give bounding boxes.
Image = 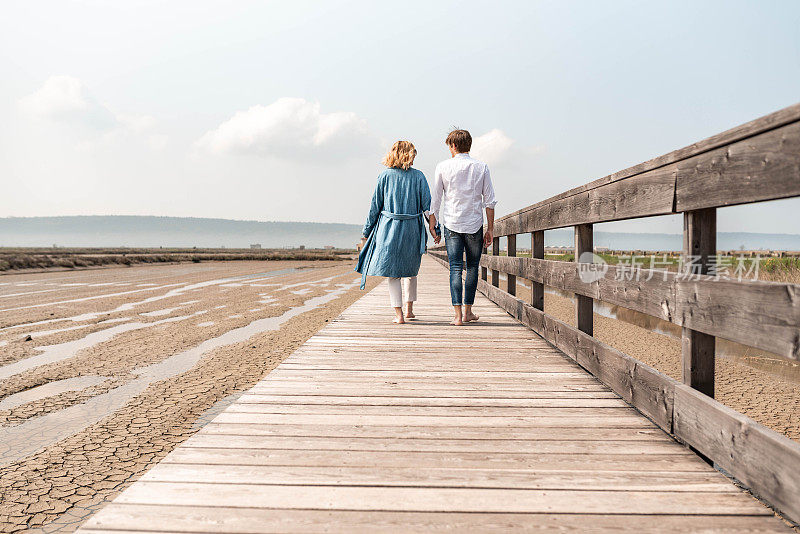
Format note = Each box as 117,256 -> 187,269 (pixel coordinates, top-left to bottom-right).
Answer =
426,101 -> 800,525
494,102 -> 800,233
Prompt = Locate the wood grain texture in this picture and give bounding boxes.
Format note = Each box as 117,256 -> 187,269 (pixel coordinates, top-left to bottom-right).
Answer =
493,101 -> 800,234
78,258 -> 790,533
574,224 -> 593,336
506,233 -> 516,296
681,209 -> 716,397
673,384 -> 800,524
476,272 -> 800,525
80,505 -> 792,534
479,255 -> 800,360
531,230 -> 544,310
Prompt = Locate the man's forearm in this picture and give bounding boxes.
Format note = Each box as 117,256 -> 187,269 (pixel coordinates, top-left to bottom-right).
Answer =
485,208 -> 495,230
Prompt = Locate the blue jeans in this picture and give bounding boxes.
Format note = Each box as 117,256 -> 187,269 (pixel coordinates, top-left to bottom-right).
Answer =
444,226 -> 483,306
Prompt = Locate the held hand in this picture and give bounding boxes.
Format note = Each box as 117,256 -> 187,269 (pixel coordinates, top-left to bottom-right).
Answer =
360,237 -> 367,247
433,233 -> 441,245
483,228 -> 493,248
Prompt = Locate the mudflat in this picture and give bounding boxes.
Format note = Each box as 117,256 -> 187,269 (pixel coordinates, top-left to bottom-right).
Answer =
0,260 -> 375,532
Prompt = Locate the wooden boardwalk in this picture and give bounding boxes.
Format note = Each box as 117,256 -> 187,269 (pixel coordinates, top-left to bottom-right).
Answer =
79,258 -> 789,533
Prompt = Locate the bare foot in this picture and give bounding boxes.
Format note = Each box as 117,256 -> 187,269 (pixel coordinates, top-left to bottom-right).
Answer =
450,318 -> 464,326
393,317 -> 406,324
464,312 -> 480,322
406,312 -> 416,320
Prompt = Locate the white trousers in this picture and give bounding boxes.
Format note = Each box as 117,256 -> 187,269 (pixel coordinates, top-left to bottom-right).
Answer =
388,276 -> 417,308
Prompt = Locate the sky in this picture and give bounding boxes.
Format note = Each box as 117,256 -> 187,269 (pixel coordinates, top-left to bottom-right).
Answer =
1,0 -> 799,235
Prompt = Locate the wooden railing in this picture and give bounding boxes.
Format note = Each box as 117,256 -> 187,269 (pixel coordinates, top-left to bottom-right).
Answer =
429,102 -> 800,524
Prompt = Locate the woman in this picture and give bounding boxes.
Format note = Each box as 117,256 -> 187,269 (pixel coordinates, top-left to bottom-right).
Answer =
356,141 -> 432,324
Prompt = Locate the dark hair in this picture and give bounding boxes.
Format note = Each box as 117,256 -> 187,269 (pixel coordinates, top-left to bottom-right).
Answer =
445,129 -> 472,153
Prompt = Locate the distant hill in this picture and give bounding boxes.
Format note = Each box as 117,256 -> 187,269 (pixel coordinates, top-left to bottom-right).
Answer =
0,216 -> 364,249
1,216 -> 798,251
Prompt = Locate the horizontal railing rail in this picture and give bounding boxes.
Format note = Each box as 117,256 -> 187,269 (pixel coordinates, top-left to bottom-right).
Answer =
428,101 -> 800,524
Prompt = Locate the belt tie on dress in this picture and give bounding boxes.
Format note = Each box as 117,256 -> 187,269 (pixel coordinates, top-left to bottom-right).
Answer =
359,211 -> 427,290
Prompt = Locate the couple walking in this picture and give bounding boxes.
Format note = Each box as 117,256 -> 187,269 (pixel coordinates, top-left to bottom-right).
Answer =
356,129 -> 497,326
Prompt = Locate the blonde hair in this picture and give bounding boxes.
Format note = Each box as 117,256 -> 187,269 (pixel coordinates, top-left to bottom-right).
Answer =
382,140 -> 417,170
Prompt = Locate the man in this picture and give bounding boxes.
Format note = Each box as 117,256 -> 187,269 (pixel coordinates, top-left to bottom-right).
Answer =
429,129 -> 497,326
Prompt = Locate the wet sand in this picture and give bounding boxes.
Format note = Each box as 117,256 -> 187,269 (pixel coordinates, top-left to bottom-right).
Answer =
0,261 -> 377,532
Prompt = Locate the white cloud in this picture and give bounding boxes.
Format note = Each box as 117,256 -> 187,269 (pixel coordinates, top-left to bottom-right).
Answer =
19,76 -> 167,149
196,97 -> 376,160
20,75 -> 118,130
471,129 -> 514,165
471,128 -> 545,166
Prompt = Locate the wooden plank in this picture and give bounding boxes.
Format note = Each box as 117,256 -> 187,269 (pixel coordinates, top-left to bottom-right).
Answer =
675,120 -> 800,211
162,448 -> 710,471
531,230 -> 544,310
480,255 -> 800,360
246,388 -> 620,398
494,102 -> 800,234
142,463 -> 734,491
236,394 -> 629,407
82,505 -> 792,533
681,208 -> 716,397
181,434 -> 684,454
495,120 -> 800,235
494,166 -> 675,234
673,383 -> 800,524
250,384 -> 608,394
506,234 -> 517,296
199,423 -> 671,441
491,236 -> 500,287
221,404 -> 637,417
268,369 -> 584,378
481,245 -> 488,281
574,223 -> 593,336
114,482 -> 771,515
211,412 -> 655,428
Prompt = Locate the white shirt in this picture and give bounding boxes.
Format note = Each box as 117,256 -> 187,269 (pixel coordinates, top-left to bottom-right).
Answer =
430,153 -> 497,234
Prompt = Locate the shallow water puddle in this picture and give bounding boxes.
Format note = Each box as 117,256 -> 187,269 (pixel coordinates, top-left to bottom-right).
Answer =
140,307 -> 183,317
0,376 -> 107,411
0,281 -> 357,466
23,317 -> 131,339
0,288 -> 68,299
109,268 -> 304,313
0,312 -> 206,380
0,283 -> 187,313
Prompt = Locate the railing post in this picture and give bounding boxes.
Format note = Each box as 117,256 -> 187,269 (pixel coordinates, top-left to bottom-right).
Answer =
682,208 -> 716,398
491,236 -> 500,287
481,226 -> 488,282
574,224 -> 593,336
531,231 -> 544,310
507,235 -> 516,296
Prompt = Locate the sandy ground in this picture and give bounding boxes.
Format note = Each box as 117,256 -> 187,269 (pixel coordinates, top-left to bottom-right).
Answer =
0,261 -> 378,532
503,280 -> 800,442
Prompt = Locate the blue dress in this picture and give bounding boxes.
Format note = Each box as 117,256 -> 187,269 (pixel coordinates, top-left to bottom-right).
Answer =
355,167 -> 432,289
